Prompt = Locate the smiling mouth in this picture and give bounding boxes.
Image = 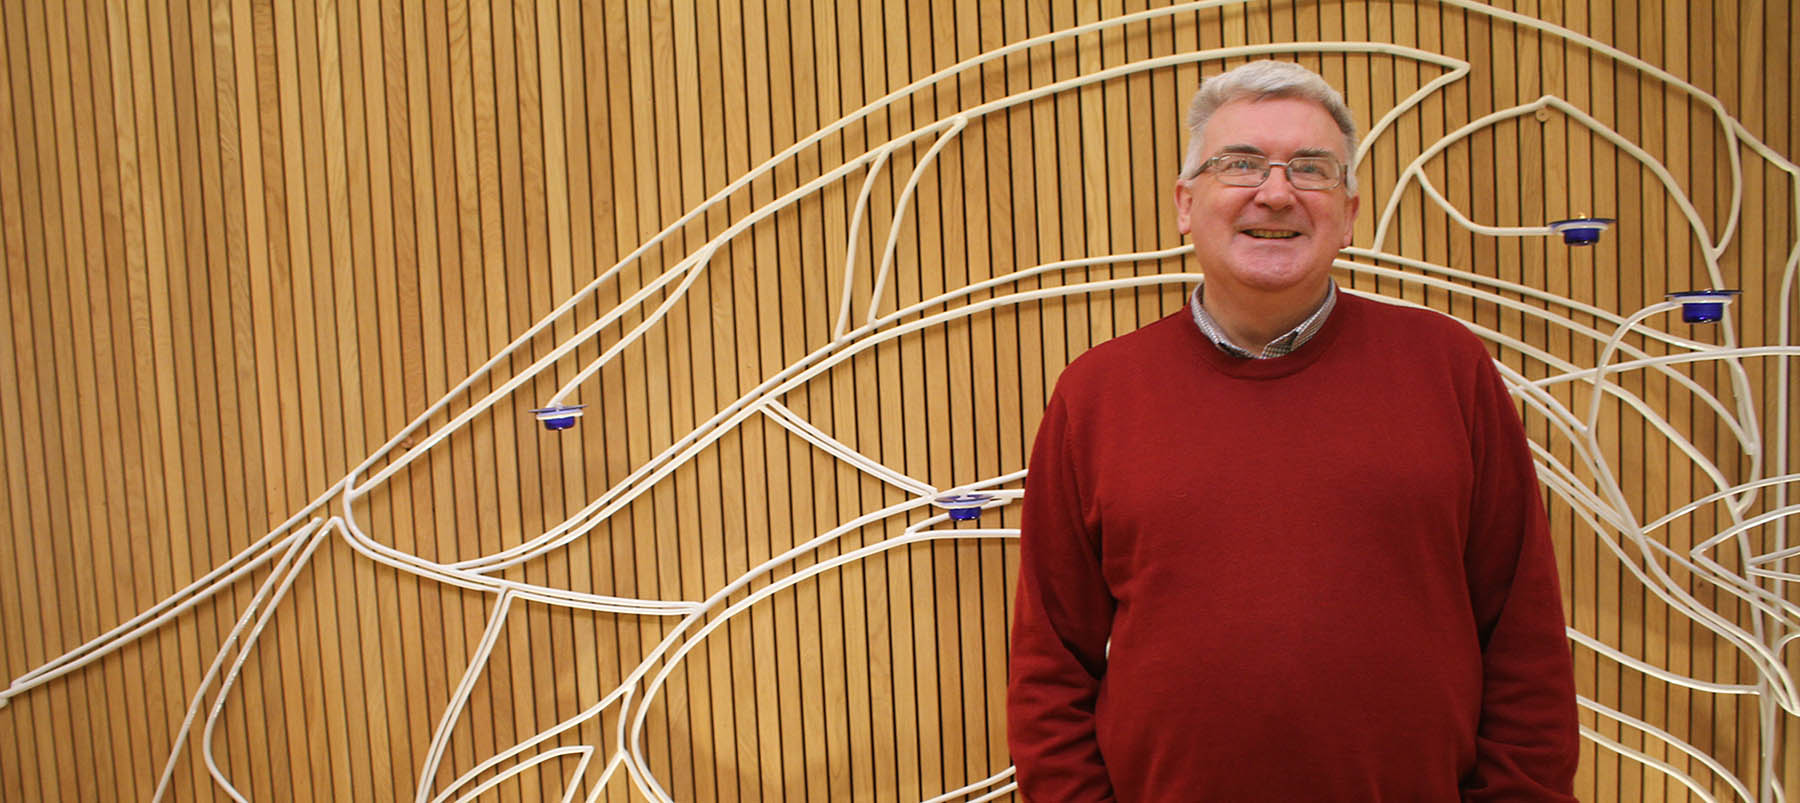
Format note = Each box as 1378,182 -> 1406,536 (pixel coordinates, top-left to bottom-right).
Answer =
1242,229 -> 1302,240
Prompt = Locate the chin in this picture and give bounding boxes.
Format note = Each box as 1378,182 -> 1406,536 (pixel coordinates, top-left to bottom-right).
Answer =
1224,260 -> 1325,293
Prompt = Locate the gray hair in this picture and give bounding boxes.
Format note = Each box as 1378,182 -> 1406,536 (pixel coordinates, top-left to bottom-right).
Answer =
1178,60 -> 1359,194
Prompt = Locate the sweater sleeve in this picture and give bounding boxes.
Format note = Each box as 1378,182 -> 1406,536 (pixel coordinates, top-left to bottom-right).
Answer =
1007,391 -> 1118,802
1459,354 -> 1581,801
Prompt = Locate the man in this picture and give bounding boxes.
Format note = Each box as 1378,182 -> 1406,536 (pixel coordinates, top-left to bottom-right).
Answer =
1005,61 -> 1579,801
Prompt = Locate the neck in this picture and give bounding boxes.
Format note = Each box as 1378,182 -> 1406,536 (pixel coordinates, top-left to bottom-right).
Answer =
1201,279 -> 1331,353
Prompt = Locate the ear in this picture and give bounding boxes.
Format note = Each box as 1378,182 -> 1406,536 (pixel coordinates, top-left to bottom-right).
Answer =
1174,179 -> 1194,235
1341,192 -> 1360,248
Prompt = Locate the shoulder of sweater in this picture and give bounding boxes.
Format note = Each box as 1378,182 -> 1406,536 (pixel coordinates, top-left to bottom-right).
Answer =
1338,292 -> 1492,360
1055,310 -> 1193,390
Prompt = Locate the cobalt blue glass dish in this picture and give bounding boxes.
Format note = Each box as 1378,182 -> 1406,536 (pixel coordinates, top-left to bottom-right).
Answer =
529,404 -> 585,431
933,493 -> 994,521
1547,217 -> 1616,246
1666,290 -> 1740,324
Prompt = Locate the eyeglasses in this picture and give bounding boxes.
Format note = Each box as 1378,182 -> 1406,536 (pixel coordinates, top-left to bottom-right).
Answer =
1199,153 -> 1346,191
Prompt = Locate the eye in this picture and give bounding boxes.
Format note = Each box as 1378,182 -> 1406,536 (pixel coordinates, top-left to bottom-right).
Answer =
1290,159 -> 1330,177
1218,156 -> 1263,172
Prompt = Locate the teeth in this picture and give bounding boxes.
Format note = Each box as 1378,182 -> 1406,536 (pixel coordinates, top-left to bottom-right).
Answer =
1245,230 -> 1300,239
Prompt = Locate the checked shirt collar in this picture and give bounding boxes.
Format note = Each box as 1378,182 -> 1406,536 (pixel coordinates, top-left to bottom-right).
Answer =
1188,280 -> 1337,359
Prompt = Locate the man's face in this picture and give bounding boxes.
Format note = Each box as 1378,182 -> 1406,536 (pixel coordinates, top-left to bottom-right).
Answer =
1174,97 -> 1359,300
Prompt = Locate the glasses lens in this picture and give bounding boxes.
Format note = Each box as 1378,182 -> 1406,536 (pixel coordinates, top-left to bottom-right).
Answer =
1285,157 -> 1341,189
1210,154 -> 1269,186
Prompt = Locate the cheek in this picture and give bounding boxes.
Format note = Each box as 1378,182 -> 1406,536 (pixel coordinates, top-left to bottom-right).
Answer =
1199,196 -> 1244,230
1310,201 -> 1354,241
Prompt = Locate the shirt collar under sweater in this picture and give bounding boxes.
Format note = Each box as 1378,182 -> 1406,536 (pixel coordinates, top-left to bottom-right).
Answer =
1188,280 -> 1338,359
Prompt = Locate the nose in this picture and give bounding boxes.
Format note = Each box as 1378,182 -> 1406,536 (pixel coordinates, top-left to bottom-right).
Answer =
1253,166 -> 1299,209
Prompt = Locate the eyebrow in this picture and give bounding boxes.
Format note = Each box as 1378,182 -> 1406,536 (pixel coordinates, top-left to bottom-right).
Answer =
1213,144 -> 1339,159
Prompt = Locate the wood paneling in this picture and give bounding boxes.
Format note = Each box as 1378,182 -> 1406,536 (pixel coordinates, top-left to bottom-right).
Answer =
1,1 -> 1795,800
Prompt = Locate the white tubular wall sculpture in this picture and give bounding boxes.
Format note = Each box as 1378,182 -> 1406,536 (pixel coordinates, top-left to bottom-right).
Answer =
1,1 -> 1795,801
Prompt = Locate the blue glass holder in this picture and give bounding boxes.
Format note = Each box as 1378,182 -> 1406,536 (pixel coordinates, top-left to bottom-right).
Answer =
932,493 -> 994,521
1547,217 -> 1615,246
1667,290 -> 1740,324
529,404 -> 585,431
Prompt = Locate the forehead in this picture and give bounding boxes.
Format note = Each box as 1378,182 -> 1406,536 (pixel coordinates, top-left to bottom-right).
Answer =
1200,97 -> 1348,160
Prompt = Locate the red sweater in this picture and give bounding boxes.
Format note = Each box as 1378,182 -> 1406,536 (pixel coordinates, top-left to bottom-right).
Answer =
1007,294 -> 1578,801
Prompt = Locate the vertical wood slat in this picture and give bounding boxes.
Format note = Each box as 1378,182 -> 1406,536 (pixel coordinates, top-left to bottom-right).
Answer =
28,0 -> 89,797
1648,1 -> 1681,792
63,0 -> 124,795
0,3 -> 42,798
1768,0 -> 1798,785
1600,0 -> 1633,788
327,0 -> 381,793
1,2 -> 1796,800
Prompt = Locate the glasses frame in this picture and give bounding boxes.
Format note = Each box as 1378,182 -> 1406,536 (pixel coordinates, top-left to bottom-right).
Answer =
1198,152 -> 1347,191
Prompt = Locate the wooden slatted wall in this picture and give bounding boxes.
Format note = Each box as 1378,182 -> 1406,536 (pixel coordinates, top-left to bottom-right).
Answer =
1,0 -> 1795,800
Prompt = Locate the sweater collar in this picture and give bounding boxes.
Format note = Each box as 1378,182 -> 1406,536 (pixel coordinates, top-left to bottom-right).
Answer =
1180,286 -> 1358,380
